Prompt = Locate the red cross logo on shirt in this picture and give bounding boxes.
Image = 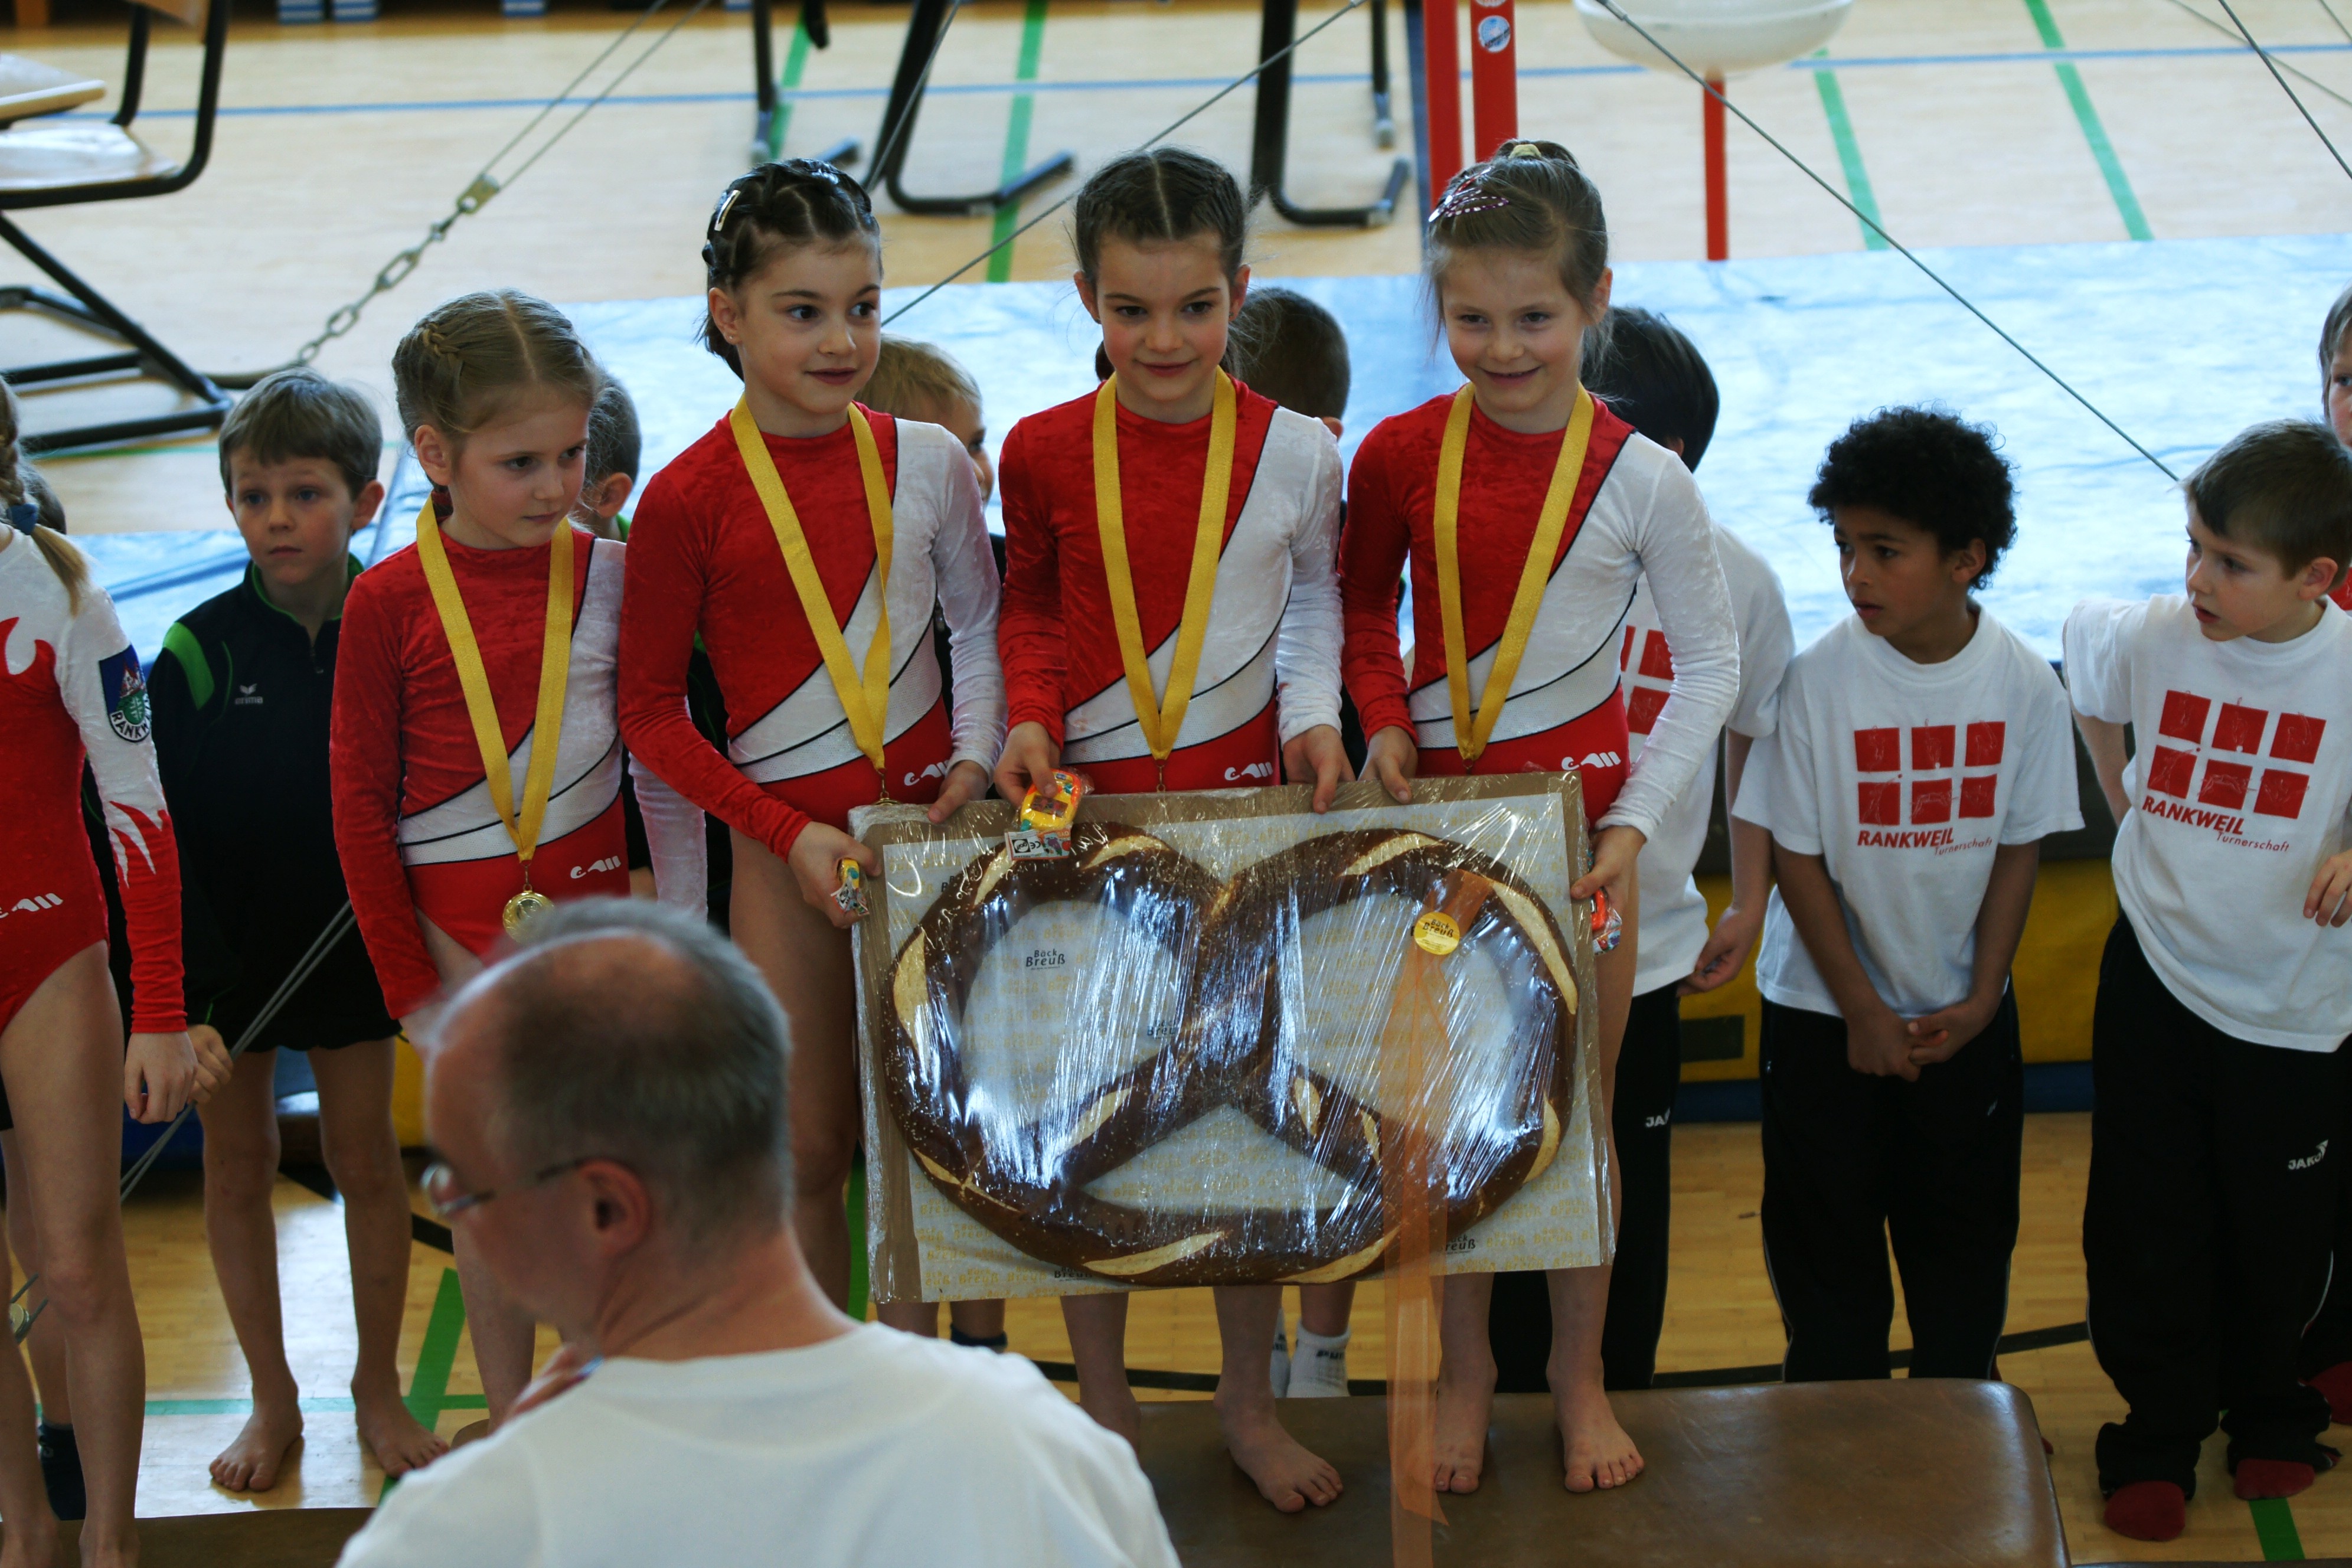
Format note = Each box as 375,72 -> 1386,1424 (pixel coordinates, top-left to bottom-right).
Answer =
1618,626 -> 1673,736
1853,723 -> 2004,826
2145,691 -> 2320,818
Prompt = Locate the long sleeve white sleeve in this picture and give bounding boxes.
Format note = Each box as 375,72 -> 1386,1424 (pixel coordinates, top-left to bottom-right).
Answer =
1272,420 -> 1345,743
1599,461 -> 1739,840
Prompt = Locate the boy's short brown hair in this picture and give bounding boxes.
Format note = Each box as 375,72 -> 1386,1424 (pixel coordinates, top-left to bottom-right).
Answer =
862,335 -> 980,422
2186,419 -> 2352,583
218,367 -> 381,501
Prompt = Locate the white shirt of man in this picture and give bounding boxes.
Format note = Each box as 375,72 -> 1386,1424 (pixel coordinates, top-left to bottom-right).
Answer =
1733,608 -> 2082,1018
334,1325 -> 1181,1568
1618,522 -> 1796,997
2063,594 -> 2352,1051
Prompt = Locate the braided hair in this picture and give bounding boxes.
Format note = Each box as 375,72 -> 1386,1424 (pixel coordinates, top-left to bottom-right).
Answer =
391,290 -> 602,455
1426,139 -> 1612,359
701,159 -> 882,378
0,380 -> 86,607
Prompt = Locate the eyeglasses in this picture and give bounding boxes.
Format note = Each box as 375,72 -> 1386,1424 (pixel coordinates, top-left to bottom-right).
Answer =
419,1155 -> 606,1219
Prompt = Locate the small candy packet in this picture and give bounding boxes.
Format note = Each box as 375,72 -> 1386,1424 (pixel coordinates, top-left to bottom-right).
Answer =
1008,770 -> 1085,861
834,858 -> 870,919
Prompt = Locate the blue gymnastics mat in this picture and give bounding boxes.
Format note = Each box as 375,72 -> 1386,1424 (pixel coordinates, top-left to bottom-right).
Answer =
78,231 -> 2352,666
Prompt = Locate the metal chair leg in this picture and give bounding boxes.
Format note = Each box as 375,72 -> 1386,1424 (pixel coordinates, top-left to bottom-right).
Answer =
870,0 -> 1073,217
1250,0 -> 1413,227
0,212 -> 229,454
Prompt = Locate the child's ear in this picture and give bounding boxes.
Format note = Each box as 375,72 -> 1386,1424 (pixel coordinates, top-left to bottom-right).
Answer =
349,479 -> 386,533
2297,554 -> 2341,602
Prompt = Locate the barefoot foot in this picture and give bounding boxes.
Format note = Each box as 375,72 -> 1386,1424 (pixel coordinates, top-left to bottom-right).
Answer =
1216,1393 -> 1342,1513
210,1399 -> 303,1492
1431,1362 -> 1496,1493
1554,1377 -> 1643,1492
1075,1379 -> 1143,1451
356,1388 -> 449,1478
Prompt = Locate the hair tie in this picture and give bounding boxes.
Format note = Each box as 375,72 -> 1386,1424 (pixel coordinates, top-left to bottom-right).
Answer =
6,501 -> 35,534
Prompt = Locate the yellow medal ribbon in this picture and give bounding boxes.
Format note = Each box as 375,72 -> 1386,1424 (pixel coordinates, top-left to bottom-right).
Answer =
731,398 -> 895,795
1093,369 -> 1237,790
413,498 -> 574,935
1432,384 -> 1595,769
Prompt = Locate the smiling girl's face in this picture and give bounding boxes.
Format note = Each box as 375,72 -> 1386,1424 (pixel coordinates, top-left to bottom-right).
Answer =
1438,247 -> 1612,436
413,392 -> 590,552
710,239 -> 883,437
1077,234 -> 1247,426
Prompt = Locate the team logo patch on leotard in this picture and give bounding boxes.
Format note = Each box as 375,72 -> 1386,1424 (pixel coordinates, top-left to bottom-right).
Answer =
98,646 -> 149,743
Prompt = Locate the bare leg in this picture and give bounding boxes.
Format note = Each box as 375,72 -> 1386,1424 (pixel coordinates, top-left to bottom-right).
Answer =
729,830 -> 860,1306
875,1301 -> 937,1335
1061,1292 -> 1140,1445
948,1300 -> 1006,1341
196,1048 -> 303,1492
4,945 -> 148,1567
1213,1285 -> 1341,1512
452,1226 -> 536,1425
310,1040 -> 445,1475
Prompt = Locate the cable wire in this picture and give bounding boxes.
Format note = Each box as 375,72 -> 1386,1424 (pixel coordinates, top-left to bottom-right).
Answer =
884,0 -> 1373,327
2207,0 -> 2352,184
1589,0 -> 2178,479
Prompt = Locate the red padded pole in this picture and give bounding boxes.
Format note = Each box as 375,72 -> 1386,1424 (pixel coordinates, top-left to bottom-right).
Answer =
1423,0 -> 1464,210
1469,0 -> 1518,160
1703,76 -> 1728,260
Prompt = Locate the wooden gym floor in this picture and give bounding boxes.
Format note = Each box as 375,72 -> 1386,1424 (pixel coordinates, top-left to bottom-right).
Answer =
5,0 -> 2350,1558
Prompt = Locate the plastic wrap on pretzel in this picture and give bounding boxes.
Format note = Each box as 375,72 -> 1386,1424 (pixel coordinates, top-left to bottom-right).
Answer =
847,773 -> 1612,1302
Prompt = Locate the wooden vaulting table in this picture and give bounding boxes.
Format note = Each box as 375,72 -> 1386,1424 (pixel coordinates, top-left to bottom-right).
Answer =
1137,1382 -> 2070,1566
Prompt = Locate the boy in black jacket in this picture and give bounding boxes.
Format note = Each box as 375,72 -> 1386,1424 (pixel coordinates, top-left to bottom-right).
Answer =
149,369 -> 445,1491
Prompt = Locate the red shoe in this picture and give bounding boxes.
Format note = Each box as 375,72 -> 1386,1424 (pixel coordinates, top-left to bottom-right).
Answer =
2235,1458 -> 2318,1500
2104,1480 -> 2187,1541
2311,1361 -> 2352,1426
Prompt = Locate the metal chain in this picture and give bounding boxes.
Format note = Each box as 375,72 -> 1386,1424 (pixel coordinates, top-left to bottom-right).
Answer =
282,0 -> 717,371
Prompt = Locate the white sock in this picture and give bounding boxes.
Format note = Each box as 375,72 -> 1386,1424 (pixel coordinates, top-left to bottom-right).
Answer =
1289,1326 -> 1351,1397
1269,1321 -> 1291,1397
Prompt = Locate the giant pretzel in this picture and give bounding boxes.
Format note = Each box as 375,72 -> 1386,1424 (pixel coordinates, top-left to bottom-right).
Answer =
878,824 -> 1583,1288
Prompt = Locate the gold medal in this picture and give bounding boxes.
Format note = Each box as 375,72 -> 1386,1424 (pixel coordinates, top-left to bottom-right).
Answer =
1094,370 -> 1237,792
1432,384 -> 1596,769
502,887 -> 556,936
1412,910 -> 1462,956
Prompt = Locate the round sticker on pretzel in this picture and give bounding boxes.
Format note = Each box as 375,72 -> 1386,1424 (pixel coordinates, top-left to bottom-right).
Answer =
1412,910 -> 1462,956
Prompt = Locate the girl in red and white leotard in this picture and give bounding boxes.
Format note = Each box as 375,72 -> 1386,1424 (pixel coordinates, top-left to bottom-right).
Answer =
616,163 -> 1004,1315
991,148 -> 1351,1518
332,290 -> 703,1426
1,442 -> 215,1564
1340,142 -> 1738,1501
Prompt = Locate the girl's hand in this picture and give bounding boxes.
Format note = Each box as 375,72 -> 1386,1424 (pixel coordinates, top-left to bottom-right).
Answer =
1682,901 -> 1763,995
926,760 -> 992,825
1364,726 -> 1419,804
1280,725 -> 1354,813
188,1024 -> 235,1105
124,1031 -> 199,1123
992,722 -> 1063,809
788,822 -> 878,927
2307,850 -> 2352,927
1570,825 -> 1645,906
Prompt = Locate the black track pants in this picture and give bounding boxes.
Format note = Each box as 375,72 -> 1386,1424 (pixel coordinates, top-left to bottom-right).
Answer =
1759,989 -> 2023,1384
2085,917 -> 2344,1494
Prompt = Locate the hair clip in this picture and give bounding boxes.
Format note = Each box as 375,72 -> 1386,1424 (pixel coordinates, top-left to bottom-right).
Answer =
1428,176 -> 1511,224
6,501 -> 35,534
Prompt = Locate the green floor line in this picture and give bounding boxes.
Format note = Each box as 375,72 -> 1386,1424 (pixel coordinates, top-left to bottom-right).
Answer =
2019,0 -> 2152,240
2250,1495 -> 2305,1560
847,1155 -> 869,1321
765,21 -> 813,162
1808,53 -> 1886,251
987,0 -> 1050,285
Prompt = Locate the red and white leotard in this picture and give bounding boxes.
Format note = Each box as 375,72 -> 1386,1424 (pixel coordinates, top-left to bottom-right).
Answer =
332,525 -> 702,1020
0,531 -> 183,1034
620,410 -> 1004,855
1341,393 -> 1739,835
997,383 -> 1344,792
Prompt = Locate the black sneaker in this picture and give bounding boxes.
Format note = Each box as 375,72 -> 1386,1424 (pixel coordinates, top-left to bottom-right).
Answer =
38,1421 -> 83,1521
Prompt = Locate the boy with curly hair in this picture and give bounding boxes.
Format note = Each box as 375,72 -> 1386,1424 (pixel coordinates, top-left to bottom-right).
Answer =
2067,420 -> 2352,1541
1732,407 -> 2080,1383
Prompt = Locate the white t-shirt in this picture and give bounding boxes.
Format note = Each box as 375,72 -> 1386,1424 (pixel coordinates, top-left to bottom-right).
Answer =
334,1327 -> 1180,1568
2063,594 -> 2352,1051
1733,609 -> 2082,1018
1619,522 -> 1796,996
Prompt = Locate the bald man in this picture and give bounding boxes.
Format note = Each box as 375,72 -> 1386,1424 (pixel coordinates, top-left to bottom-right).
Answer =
334,899 -> 1176,1568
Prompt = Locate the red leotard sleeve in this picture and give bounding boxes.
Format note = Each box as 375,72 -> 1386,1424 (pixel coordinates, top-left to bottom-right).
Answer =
1339,420 -> 1417,741
328,569 -> 442,1021
617,470 -> 814,858
58,586 -> 184,1031
995,420 -> 1072,747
